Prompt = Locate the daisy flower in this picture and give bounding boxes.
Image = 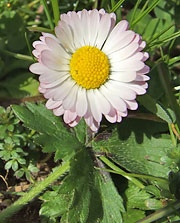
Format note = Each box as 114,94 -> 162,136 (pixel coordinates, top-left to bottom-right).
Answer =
30,9 -> 150,131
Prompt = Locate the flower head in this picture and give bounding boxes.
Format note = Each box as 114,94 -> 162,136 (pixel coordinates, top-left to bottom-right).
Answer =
30,9 -> 150,131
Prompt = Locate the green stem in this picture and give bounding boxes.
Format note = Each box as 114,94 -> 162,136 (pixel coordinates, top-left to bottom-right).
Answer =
109,0 -> 126,13
27,26 -> 54,34
99,156 -> 145,189
25,32 -> 35,62
0,161 -> 70,223
41,0 -> 54,30
0,49 -> 34,61
51,0 -> 60,26
129,0 -> 142,27
136,200 -> 180,223
95,167 -> 169,184
158,62 -> 180,128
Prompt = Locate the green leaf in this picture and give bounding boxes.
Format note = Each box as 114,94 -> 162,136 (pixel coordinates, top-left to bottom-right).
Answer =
12,103 -> 82,160
12,160 -> 18,171
154,1 -> 174,21
40,148 -> 124,222
124,183 -> 164,210
93,119 -> 171,179
5,160 -> 13,170
73,119 -> 87,144
1,72 -> 39,98
123,209 -> 145,223
138,94 -> 175,123
35,134 -> 76,161
95,172 -> 124,223
40,148 -> 103,223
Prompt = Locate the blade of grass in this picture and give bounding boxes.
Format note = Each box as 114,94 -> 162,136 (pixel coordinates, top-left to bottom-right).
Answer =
92,0 -> 98,9
149,30 -> 180,48
95,167 -> 168,184
41,0 -> 54,30
51,0 -> 60,26
131,0 -> 162,27
109,0 -> 126,13
99,156 -> 145,189
111,0 -> 116,7
129,0 -> 142,26
146,23 -> 174,48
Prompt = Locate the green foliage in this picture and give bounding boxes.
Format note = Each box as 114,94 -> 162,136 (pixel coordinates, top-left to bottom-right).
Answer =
12,103 -> 82,161
0,106 -> 39,182
1,0 -> 180,222
40,148 -> 124,223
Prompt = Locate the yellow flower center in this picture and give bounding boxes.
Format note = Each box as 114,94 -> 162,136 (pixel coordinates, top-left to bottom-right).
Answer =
70,46 -> 110,89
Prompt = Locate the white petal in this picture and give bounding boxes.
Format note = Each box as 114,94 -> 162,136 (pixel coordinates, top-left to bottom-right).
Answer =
38,85 -> 46,93
40,73 -> 69,88
76,87 -> 88,116
67,11 -> 85,48
45,37 -> 71,60
116,111 -> 123,122
53,78 -> 76,101
95,13 -> 112,49
100,85 -> 127,112
84,114 -> 99,132
136,74 -> 150,81
105,81 -> 136,100
110,71 -> 136,82
63,84 -> 79,110
93,89 -> 111,115
64,110 -> 77,124
120,82 -> 147,95
125,100 -> 138,110
53,106 -> 64,116
39,71 -> 68,83
103,31 -> 135,54
87,90 -> 102,122
142,52 -> 149,61
81,9 -> 90,45
69,116 -> 81,127
46,99 -> 62,109
109,13 -> 116,32
29,63 -> 47,75
55,22 -> 75,53
108,43 -> 139,62
105,107 -> 117,123
111,60 -> 145,71
88,9 -> 100,46
41,50 -> 69,71
102,20 -> 129,49
137,65 -> 150,75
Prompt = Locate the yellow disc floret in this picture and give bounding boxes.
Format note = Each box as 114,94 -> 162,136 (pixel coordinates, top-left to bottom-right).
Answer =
70,46 -> 110,89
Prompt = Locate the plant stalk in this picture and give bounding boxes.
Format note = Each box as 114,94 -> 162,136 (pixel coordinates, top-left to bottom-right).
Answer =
51,0 -> 60,26
0,161 -> 70,223
0,49 -> 34,61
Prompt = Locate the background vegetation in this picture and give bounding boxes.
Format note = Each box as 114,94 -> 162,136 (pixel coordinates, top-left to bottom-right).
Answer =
0,0 -> 180,222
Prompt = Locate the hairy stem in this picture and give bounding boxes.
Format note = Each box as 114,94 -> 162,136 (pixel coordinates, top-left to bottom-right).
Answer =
0,161 -> 70,223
